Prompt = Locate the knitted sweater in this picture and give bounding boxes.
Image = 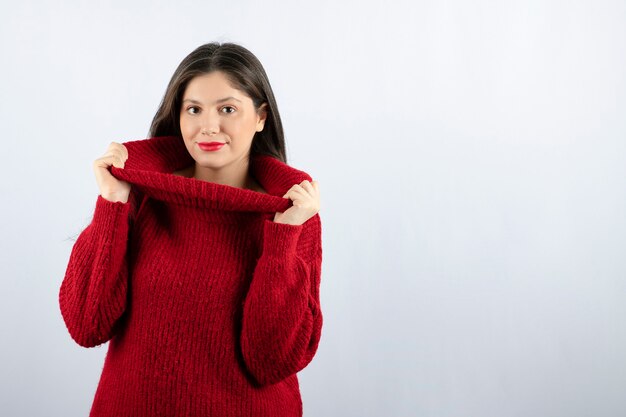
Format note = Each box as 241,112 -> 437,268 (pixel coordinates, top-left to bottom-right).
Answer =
59,135 -> 323,417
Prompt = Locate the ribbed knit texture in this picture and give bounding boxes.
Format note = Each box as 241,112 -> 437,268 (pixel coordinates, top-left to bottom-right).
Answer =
59,135 -> 323,417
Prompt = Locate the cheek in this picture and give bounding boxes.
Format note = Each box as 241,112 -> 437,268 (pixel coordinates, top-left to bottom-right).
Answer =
179,117 -> 196,137
224,116 -> 253,135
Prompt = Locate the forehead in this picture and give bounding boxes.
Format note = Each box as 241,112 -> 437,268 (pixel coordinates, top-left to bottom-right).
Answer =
183,71 -> 246,100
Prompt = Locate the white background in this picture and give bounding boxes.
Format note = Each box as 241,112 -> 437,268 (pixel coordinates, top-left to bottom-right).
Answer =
1,1 -> 625,416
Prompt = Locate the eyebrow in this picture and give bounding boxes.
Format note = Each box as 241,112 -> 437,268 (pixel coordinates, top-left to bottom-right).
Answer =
182,96 -> 242,105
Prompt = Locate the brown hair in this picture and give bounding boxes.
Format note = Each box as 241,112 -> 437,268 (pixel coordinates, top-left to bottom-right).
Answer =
148,42 -> 287,163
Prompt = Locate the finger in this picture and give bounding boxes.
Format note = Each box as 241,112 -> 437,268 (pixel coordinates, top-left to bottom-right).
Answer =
108,142 -> 119,153
283,188 -> 303,199
109,146 -> 127,168
120,144 -> 128,160
294,181 -> 313,192
103,153 -> 125,169
108,142 -> 128,162
94,155 -> 116,168
290,186 -> 311,198
283,187 -> 310,200
106,151 -> 124,168
284,184 -> 303,196
114,144 -> 128,162
300,182 -> 317,197
110,157 -> 122,169
300,180 -> 313,190
300,180 -> 317,192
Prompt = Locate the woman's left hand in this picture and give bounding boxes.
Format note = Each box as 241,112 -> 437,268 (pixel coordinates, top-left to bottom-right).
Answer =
273,180 -> 320,226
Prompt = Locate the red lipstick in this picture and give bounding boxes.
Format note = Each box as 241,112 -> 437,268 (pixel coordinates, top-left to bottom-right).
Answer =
198,142 -> 226,151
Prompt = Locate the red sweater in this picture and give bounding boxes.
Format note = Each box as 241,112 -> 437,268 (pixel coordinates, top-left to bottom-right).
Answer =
59,135 -> 323,417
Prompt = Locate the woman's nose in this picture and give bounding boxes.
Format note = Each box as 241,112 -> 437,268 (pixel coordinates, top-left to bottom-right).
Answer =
201,112 -> 220,135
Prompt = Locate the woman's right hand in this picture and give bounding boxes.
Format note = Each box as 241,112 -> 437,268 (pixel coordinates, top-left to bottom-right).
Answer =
93,142 -> 131,203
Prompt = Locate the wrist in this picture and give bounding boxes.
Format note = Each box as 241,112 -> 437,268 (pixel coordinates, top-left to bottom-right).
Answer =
101,193 -> 129,204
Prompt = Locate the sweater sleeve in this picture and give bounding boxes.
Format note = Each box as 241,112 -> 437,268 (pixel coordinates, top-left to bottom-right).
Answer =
240,213 -> 323,386
59,193 -> 136,348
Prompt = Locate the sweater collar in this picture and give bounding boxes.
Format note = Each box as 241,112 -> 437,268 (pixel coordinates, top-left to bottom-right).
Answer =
109,135 -> 311,213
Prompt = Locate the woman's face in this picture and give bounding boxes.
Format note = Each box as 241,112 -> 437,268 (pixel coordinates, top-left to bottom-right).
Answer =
179,71 -> 267,170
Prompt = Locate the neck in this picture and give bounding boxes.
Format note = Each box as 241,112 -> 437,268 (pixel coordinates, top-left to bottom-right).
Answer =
192,158 -> 257,190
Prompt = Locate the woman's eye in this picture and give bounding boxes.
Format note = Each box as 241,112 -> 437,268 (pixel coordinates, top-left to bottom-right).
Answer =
187,106 -> 199,114
221,106 -> 235,114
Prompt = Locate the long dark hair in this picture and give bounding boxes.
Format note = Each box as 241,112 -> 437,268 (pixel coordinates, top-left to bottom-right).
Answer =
148,42 -> 287,163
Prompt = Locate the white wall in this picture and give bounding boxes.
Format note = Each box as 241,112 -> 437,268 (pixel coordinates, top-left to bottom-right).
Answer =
1,1 -> 625,416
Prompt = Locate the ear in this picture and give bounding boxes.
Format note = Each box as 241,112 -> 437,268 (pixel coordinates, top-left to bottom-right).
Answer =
256,102 -> 268,132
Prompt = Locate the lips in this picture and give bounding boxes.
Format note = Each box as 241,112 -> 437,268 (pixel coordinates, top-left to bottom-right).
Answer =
197,141 -> 226,152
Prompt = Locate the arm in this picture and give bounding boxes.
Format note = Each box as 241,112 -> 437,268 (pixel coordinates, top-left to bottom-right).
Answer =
240,213 -> 323,386
58,190 -> 141,348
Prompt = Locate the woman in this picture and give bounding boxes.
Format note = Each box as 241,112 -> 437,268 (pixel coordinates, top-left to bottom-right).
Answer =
59,42 -> 323,417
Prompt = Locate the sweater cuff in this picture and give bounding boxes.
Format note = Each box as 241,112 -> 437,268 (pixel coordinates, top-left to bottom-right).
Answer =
92,194 -> 131,234
261,218 -> 303,259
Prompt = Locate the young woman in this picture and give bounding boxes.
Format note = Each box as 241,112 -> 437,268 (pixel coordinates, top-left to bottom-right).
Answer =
59,42 -> 323,417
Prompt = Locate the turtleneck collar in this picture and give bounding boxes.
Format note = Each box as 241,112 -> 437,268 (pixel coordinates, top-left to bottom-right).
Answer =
108,135 -> 312,213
